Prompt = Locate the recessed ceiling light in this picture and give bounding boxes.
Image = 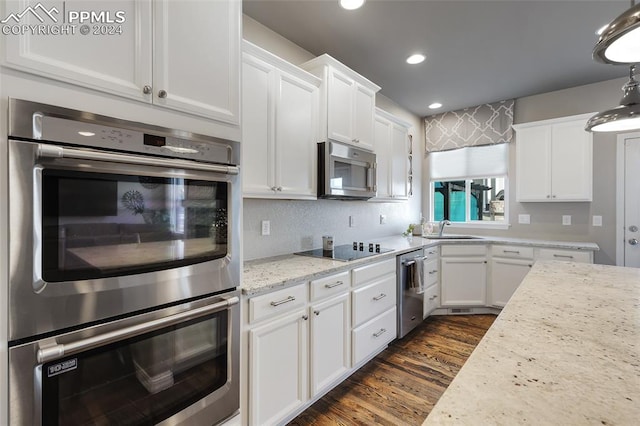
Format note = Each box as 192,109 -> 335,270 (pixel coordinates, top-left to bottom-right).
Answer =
406,54 -> 426,65
78,131 -> 95,137
339,0 -> 365,11
429,102 -> 443,109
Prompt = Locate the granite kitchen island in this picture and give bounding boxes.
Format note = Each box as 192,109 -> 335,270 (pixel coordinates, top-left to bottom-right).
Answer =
424,260 -> 640,425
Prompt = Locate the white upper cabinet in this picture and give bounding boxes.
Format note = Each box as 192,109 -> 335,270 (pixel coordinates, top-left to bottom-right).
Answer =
242,41 -> 320,199
373,108 -> 411,201
302,54 -> 380,151
2,0 -> 240,125
514,113 -> 593,202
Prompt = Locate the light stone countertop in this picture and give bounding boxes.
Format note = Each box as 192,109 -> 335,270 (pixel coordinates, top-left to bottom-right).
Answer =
242,235 -> 598,296
423,260 -> 640,425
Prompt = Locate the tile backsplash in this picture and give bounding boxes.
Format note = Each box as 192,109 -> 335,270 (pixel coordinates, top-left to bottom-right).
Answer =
243,198 -> 415,260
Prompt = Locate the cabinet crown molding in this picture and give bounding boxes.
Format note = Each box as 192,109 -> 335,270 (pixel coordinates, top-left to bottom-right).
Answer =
512,112 -> 597,130
301,54 -> 381,92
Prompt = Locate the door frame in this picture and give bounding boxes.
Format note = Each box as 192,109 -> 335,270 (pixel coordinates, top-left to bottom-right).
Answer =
616,131 -> 640,265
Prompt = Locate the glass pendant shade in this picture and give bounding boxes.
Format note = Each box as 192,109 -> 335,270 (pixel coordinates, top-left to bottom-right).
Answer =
593,3 -> 640,64
586,66 -> 640,132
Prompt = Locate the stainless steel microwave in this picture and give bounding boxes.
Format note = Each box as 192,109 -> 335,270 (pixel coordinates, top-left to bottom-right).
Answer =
317,141 -> 377,200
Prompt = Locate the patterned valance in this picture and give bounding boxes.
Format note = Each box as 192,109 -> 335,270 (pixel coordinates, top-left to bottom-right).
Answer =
424,99 -> 514,153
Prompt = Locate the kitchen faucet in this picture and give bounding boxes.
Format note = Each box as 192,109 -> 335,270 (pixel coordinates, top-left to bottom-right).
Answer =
438,220 -> 451,237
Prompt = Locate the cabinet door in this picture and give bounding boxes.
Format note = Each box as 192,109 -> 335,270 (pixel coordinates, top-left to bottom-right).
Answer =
424,283 -> 440,318
249,310 -> 308,426
153,0 -> 240,123
516,126 -> 552,201
242,54 -> 276,196
327,68 -> 355,144
353,83 -> 376,150
390,122 -> 409,198
550,120 -> 592,201
310,293 -> 350,397
373,116 -> 392,199
440,257 -> 487,306
276,71 -> 318,198
490,258 -> 532,307
2,0 -> 152,101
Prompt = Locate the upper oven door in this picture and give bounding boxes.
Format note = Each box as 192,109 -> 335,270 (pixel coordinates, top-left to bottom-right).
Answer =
8,139 -> 241,342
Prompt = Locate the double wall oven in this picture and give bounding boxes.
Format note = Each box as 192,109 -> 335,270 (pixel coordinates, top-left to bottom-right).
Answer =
6,99 -> 241,425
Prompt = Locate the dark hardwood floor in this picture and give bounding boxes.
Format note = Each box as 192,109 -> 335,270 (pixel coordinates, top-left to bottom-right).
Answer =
289,314 -> 496,426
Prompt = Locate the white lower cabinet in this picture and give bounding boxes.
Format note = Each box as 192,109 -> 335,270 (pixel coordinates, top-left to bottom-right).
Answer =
352,307 -> 396,365
440,245 -> 488,307
423,247 -> 440,318
536,248 -> 593,263
490,258 -> 533,307
310,292 -> 351,397
249,308 -> 308,426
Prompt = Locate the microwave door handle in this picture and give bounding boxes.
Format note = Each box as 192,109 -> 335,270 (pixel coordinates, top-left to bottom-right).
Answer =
37,143 -> 239,175
36,296 -> 240,364
367,162 -> 377,191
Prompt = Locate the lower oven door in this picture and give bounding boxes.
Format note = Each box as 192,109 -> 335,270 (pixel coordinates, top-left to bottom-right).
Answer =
8,291 -> 240,426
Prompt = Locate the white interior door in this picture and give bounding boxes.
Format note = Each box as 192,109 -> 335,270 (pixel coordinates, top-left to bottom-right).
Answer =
623,136 -> 640,267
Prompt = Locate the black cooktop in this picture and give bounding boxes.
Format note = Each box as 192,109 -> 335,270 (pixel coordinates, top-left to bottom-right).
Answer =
295,243 -> 393,262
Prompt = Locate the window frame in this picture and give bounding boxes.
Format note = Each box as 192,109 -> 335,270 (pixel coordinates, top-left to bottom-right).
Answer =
429,175 -> 510,230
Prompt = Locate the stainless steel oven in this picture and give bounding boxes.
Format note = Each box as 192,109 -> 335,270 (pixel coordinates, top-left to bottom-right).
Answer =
6,99 -> 241,425
317,140 -> 377,199
9,291 -> 240,426
7,99 -> 241,341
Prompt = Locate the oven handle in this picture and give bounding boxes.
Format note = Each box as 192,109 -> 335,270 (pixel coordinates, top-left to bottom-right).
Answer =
37,143 -> 240,175
36,296 -> 239,364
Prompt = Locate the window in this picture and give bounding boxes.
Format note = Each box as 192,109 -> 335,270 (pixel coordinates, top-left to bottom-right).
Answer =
428,144 -> 508,227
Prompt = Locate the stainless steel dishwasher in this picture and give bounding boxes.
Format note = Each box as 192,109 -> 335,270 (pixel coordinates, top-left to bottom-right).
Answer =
397,248 -> 425,338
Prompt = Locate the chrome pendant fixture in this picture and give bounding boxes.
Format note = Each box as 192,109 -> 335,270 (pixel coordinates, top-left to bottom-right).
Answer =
593,1 -> 640,64
586,65 -> 640,132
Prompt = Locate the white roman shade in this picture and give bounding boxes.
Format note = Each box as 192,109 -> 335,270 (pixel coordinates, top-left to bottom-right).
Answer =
428,143 -> 508,180
425,99 -> 514,153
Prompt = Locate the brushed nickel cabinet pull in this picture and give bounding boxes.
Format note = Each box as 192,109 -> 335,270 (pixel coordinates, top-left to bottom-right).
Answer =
324,281 -> 344,289
373,328 -> 386,338
553,254 -> 574,259
373,293 -> 386,301
270,296 -> 295,307
504,250 -> 520,254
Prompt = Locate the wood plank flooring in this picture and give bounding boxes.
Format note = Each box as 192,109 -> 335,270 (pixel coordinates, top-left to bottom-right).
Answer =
288,314 -> 496,426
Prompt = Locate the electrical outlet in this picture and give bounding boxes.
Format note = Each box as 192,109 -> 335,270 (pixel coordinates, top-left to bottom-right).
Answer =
349,215 -> 356,227
592,215 -> 603,227
380,214 -> 387,225
518,214 -> 530,224
562,215 -> 571,226
261,220 -> 271,236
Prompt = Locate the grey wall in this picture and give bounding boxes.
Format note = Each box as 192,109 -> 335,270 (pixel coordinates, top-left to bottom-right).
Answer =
431,77 -> 628,265
242,15 -> 424,260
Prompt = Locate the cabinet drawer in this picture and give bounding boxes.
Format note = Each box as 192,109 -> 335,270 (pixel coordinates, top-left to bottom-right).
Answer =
491,245 -> 534,260
441,245 -> 487,257
352,258 -> 396,287
352,307 -> 396,365
424,283 -> 440,318
310,271 -> 350,301
537,248 -> 592,263
352,275 -> 397,327
249,284 -> 308,324
424,258 -> 439,288
424,246 -> 439,258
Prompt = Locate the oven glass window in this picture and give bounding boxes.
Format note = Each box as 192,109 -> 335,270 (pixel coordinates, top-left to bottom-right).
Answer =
42,170 -> 228,282
42,311 -> 228,425
332,160 -> 367,189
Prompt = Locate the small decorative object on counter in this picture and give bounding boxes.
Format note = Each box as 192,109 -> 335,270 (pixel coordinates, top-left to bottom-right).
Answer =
402,224 -> 415,241
322,235 -> 334,251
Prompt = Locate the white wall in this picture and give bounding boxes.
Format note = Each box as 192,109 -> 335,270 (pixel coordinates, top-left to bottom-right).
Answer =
427,77 -> 628,265
242,15 -> 425,260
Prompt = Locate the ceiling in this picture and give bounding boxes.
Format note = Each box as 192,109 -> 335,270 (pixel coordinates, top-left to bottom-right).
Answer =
243,0 -> 630,117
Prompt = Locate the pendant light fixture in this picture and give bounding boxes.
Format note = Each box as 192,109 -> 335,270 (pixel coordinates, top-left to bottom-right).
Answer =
586,65 -> 640,132
593,1 -> 640,64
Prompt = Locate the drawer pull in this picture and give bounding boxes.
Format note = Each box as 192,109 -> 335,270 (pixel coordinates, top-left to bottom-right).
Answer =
553,254 -> 574,259
428,270 -> 438,275
373,328 -> 387,338
324,280 -> 345,289
270,296 -> 296,307
429,295 -> 438,301
302,315 -> 309,321
503,250 -> 520,254
373,293 -> 387,301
